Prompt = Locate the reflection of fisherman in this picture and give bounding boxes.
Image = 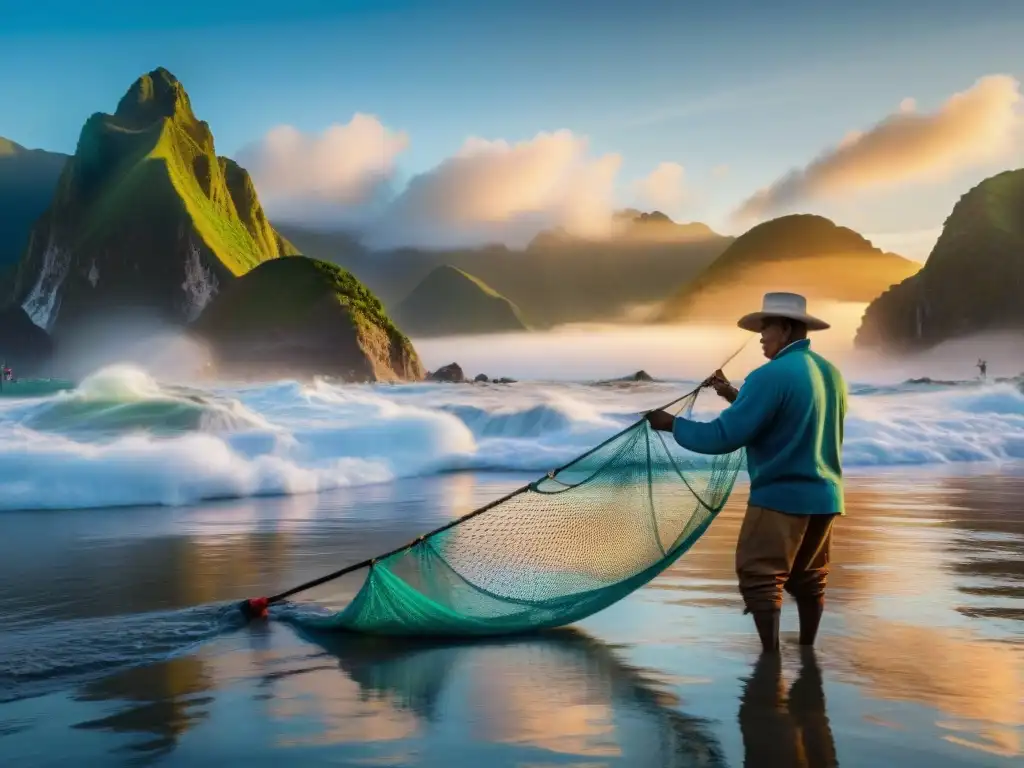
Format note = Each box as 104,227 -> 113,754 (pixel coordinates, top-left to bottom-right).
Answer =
977,359 -> 987,379
738,649 -> 838,767
646,292 -> 846,654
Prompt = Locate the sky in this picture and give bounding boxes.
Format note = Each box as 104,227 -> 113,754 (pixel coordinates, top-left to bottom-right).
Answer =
2,0 -> 1023,257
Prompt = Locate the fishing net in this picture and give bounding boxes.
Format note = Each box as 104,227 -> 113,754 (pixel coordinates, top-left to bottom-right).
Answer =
284,386 -> 744,637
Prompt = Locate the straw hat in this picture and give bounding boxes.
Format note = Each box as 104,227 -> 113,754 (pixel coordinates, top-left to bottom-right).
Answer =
737,292 -> 830,332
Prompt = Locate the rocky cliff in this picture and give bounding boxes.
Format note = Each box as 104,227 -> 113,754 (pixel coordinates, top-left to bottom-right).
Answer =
192,256 -> 423,382
11,68 -> 295,337
856,170 -> 1024,351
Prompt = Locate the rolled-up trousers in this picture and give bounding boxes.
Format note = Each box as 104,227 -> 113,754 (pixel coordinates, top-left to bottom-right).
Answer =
735,505 -> 837,614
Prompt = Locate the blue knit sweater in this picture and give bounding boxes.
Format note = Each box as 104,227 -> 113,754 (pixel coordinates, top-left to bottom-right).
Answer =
672,339 -> 847,515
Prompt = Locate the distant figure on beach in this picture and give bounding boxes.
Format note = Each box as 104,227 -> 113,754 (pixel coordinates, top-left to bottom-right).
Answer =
646,292 -> 847,654
977,359 -> 987,379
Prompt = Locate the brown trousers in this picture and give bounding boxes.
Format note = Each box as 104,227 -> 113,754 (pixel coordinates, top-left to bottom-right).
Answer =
735,505 -> 836,613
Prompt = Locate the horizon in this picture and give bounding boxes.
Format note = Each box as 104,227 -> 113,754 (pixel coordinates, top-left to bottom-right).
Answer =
3,1 -> 1024,260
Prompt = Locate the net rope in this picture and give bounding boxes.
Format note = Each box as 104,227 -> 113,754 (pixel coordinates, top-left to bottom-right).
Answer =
280,382 -> 745,637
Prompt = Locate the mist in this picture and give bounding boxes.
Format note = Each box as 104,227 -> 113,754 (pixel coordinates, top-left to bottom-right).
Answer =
38,302 -> 1021,387
413,303 -> 1023,384
847,331 -> 1024,382
413,301 -> 860,382
47,310 -> 213,382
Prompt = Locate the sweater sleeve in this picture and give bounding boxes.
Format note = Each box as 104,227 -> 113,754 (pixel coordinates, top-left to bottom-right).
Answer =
671,369 -> 780,455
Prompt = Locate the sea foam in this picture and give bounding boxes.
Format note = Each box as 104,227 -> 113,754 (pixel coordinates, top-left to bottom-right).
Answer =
0,365 -> 1021,511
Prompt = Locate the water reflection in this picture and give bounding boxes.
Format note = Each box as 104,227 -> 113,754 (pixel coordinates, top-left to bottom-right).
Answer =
655,481 -> 957,613
939,474 -> 1024,625
0,477 -> 495,629
2,470 -> 1023,766
71,655 -> 213,762
268,627 -> 728,766
654,471 -> 1024,762
835,619 -> 1023,758
738,650 -> 837,768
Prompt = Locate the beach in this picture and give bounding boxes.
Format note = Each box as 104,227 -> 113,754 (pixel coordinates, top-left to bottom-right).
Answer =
0,372 -> 1022,766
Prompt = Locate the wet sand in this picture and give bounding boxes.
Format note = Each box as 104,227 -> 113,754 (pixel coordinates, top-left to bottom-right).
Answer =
1,467 -> 1022,766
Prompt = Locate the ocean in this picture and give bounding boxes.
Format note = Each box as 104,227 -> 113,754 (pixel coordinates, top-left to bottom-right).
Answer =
0,364 -> 1022,766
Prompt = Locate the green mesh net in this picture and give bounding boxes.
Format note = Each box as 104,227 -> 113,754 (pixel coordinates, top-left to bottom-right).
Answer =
290,388 -> 744,636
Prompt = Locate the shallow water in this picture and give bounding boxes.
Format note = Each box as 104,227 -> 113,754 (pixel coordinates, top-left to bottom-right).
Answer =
1,468 -> 1021,767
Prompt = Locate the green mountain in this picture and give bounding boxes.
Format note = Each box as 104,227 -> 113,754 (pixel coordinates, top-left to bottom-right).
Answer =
192,256 -> 423,382
0,138 -> 68,271
655,214 -> 920,324
856,169 -> 1024,351
10,67 -> 296,337
277,211 -> 729,328
393,265 -> 528,337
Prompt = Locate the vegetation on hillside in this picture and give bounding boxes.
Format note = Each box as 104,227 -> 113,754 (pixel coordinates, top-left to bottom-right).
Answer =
856,169 -> 1024,351
69,67 -> 294,274
278,211 -> 729,328
12,67 -> 295,335
193,256 -> 423,381
393,265 -> 528,337
196,256 -> 404,338
656,214 -> 920,324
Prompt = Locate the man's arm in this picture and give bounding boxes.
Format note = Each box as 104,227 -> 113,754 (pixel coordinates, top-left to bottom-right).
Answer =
670,370 -> 779,455
707,369 -> 738,403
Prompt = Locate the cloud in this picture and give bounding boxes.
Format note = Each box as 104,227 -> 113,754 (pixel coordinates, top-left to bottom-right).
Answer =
631,162 -> 686,210
735,74 -> 1023,221
239,120 -> 697,249
365,130 -> 623,249
236,114 -> 409,222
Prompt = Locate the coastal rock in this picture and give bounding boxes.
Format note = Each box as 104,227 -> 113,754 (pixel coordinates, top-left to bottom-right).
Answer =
594,370 -> 657,386
474,373 -> 489,382
427,362 -> 465,383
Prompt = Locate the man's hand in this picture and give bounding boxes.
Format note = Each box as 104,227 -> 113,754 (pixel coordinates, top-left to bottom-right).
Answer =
645,409 -> 675,432
704,369 -> 739,403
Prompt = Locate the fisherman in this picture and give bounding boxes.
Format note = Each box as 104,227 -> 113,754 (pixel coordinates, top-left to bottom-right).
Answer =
646,292 -> 847,654
977,359 -> 987,379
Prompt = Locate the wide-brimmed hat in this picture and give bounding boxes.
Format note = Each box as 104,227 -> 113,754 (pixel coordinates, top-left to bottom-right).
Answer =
737,292 -> 830,333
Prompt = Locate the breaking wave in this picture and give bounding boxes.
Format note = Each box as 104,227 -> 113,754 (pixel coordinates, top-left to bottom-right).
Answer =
0,364 -> 1021,511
